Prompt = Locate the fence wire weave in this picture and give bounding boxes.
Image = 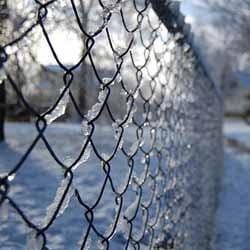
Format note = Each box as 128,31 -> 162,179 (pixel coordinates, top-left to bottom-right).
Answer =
0,0 -> 223,249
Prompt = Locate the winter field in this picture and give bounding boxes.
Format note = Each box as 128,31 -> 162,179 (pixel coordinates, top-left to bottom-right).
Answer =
213,120 -> 250,250
0,119 -> 249,249
1,122 -> 180,250
0,123 -> 151,250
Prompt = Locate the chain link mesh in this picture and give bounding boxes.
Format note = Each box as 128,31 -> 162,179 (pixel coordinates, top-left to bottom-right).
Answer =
0,0 -> 223,249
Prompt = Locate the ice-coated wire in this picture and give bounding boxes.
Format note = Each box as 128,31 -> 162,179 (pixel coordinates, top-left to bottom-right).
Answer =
0,0 -> 223,249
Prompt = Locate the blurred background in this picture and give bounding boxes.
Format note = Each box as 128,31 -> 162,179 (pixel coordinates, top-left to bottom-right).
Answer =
0,0 -> 250,128
182,0 -> 250,118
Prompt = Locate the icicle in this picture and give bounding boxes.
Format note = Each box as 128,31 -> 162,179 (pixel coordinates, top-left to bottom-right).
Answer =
45,88 -> 69,124
117,215 -> 129,236
26,229 -> 43,250
73,145 -> 91,171
64,144 -> 91,171
112,122 -> 124,149
85,88 -> 108,121
101,153 -> 109,161
124,194 -> 140,221
42,176 -> 74,227
104,200 -> 121,239
117,168 -> 132,193
128,141 -> 139,156
130,177 -> 138,192
81,120 -> 91,137
77,236 -> 91,250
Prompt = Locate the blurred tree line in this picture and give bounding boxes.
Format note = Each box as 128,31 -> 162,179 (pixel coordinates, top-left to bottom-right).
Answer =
204,0 -> 250,117
1,0 -> 249,142
0,0 -> 138,141
192,0 -> 250,89
0,0 -> 96,141
0,0 -> 8,140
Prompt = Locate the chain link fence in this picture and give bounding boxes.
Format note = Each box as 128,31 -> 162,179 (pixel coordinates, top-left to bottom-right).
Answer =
0,0 -> 223,249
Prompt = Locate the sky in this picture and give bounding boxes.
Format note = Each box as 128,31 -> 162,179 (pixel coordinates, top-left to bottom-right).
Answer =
37,28 -> 82,66
36,1 -> 204,66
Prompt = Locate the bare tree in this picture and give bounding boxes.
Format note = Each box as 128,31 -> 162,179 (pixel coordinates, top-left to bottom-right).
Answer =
0,0 -> 9,141
202,0 -> 250,55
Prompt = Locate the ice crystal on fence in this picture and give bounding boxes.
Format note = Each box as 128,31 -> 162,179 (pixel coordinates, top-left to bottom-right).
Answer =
113,98 -> 137,129
101,153 -> 109,161
112,123 -> 124,149
1,0 -> 223,248
102,0 -> 124,13
77,237 -> 92,250
85,88 -> 108,121
102,77 -> 112,85
7,173 -> 15,182
45,88 -> 69,124
116,194 -> 141,238
117,169 -> 132,193
26,229 -> 43,250
124,194 -> 140,221
43,176 -> 74,227
81,120 -> 91,137
117,215 -> 130,236
64,144 -> 91,171
104,200 -> 122,239
128,141 -> 139,156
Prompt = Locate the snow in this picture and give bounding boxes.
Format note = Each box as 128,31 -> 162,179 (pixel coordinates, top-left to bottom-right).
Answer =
0,122 -> 158,249
1,120 -> 249,249
213,120 -> 250,250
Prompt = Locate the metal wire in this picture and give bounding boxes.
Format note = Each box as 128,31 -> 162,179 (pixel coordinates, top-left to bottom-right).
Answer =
0,0 -> 223,249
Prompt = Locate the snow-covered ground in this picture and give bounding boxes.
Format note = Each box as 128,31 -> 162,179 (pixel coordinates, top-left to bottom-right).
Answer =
213,120 -> 250,250
0,123 -> 147,250
1,120 -> 249,249
1,122 -> 183,250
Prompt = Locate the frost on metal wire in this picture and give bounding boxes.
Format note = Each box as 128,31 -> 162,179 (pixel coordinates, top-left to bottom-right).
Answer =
26,228 -> 43,250
43,176 -> 74,227
0,0 -> 223,249
45,88 -> 69,124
